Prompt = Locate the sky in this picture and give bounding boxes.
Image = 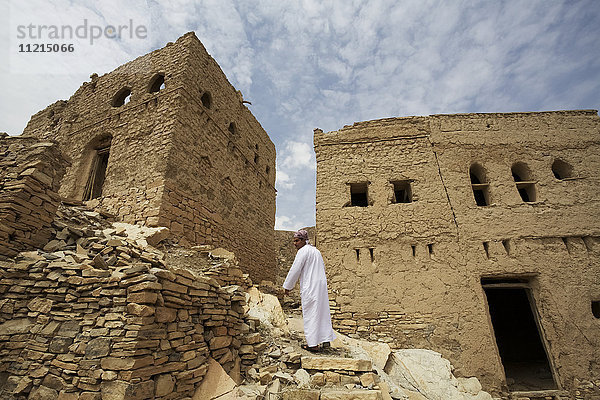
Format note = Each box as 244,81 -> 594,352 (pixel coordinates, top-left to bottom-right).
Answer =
1,0 -> 599,231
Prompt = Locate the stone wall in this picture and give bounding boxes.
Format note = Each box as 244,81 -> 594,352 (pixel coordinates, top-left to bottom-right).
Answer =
20,32 -> 276,283
0,203 -> 264,400
315,110 -> 600,397
0,134 -> 69,259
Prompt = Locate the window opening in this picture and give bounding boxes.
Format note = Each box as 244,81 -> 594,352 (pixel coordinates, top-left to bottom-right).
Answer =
355,249 -> 360,262
502,239 -> 511,255
512,162 -> 537,202
111,88 -> 131,107
411,245 -> 416,257
470,163 -> 490,206
348,182 -> 369,207
592,301 -> 600,319
201,92 -> 212,109
427,243 -> 434,257
482,281 -> 556,391
254,154 -> 259,164
228,122 -> 236,135
369,248 -> 374,262
483,242 -> 490,259
83,145 -> 110,201
265,166 -> 270,175
148,74 -> 165,93
391,180 -> 412,203
551,159 -> 572,180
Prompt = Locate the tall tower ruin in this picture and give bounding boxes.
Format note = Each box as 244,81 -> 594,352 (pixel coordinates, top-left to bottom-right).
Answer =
21,33 -> 276,282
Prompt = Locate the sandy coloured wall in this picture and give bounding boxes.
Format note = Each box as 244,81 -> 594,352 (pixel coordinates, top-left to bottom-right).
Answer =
315,110 -> 600,396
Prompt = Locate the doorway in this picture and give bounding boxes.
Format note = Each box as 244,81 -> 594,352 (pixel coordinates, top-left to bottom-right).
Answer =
82,145 -> 110,200
482,278 -> 556,391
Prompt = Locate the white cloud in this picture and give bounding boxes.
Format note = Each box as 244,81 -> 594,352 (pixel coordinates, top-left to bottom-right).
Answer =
281,141 -> 315,171
275,169 -> 294,190
1,0 -> 598,228
274,215 -> 296,231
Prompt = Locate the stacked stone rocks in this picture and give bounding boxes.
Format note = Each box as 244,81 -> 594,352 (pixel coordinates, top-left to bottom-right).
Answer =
164,246 -> 252,289
0,134 -> 69,259
329,305 -> 430,346
0,203 -> 264,399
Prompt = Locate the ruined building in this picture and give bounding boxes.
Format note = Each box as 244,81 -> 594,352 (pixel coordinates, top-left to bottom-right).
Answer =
20,33 -> 277,283
315,110 -> 600,397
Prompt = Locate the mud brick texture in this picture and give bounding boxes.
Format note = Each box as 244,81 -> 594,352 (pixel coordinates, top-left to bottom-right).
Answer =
315,110 -> 600,396
20,32 -> 276,283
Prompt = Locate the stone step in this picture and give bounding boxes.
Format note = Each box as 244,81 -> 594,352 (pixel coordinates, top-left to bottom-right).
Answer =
283,388 -> 383,400
321,389 -> 383,400
301,356 -> 373,372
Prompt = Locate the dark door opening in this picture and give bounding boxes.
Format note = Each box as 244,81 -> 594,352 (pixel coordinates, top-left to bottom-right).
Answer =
83,146 -> 110,200
483,284 -> 556,391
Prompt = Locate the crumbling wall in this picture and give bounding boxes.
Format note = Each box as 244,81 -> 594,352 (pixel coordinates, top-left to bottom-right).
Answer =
0,134 -> 69,259
0,204 -> 264,400
315,110 -> 600,396
20,32 -> 277,283
21,42 -> 180,226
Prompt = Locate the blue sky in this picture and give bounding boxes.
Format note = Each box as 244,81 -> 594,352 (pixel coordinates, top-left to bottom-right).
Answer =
2,0 -> 599,230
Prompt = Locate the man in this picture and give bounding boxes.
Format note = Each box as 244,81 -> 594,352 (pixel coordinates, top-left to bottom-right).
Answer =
283,229 -> 336,352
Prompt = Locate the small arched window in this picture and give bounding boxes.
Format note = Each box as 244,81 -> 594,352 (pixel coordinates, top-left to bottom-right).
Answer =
552,159 -> 572,180
512,162 -> 537,202
470,163 -> 490,206
148,73 -> 165,93
201,91 -> 212,109
111,88 -> 131,107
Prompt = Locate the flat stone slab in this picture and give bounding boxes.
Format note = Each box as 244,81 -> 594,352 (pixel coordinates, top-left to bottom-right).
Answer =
301,356 -> 372,372
283,389 -> 320,400
320,390 -> 382,400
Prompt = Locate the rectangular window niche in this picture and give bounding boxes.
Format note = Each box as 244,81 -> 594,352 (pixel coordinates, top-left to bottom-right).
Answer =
348,182 -> 369,207
391,180 -> 412,203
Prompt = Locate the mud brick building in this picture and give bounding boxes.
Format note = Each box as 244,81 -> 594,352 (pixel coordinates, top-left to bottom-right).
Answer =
20,33 -> 276,282
315,110 -> 600,397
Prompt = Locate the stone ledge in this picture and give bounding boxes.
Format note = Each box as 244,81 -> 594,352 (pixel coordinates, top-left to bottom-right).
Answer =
301,356 -> 372,372
320,389 -> 383,400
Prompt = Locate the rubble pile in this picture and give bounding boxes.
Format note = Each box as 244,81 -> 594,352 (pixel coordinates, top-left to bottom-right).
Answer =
163,246 -> 252,289
198,309 -> 498,400
0,202 -> 265,400
0,185 -> 505,399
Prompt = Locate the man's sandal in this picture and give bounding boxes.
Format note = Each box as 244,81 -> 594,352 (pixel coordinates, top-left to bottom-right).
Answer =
301,344 -> 320,353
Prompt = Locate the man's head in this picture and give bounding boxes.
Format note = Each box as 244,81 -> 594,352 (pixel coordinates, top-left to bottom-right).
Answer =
293,229 -> 309,250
